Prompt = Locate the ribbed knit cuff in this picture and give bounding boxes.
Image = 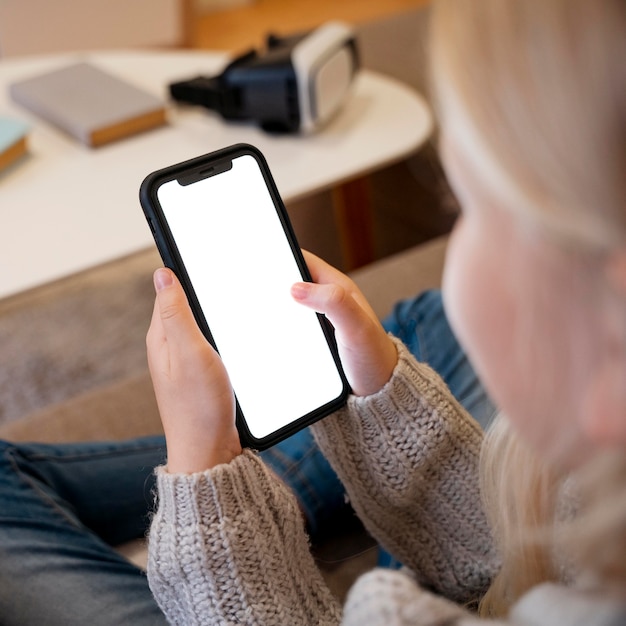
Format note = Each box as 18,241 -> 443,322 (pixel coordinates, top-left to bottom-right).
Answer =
314,336 -> 483,451
149,449 -> 342,624
154,449 -> 293,527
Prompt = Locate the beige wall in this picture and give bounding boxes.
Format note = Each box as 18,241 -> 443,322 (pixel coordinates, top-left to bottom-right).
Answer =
0,0 -> 183,57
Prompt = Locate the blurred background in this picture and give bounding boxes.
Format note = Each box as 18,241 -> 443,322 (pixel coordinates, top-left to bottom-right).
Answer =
0,0 -> 456,271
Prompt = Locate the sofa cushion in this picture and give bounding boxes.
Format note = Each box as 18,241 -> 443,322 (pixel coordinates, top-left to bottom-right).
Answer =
0,372 -> 161,442
0,236 -> 447,444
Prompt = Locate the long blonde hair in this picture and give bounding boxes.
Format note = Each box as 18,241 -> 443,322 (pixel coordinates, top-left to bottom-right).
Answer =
430,0 -> 626,253
429,0 -> 626,617
478,416 -> 562,616
478,418 -> 626,617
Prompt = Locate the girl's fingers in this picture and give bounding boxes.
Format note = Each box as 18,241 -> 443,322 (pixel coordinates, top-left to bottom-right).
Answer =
146,268 -> 241,473
301,250 -> 380,324
149,268 -> 205,352
292,259 -> 398,397
290,281 -> 376,347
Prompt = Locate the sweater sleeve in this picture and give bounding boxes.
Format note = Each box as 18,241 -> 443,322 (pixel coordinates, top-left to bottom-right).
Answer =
147,450 -> 342,625
343,569 -> 494,626
311,337 -> 500,604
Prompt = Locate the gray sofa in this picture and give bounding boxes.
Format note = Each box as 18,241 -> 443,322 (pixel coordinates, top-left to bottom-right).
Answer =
0,234 -> 448,599
0,235 -> 447,443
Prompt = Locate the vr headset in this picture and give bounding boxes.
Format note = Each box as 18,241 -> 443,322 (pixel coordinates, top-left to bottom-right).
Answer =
169,22 -> 359,134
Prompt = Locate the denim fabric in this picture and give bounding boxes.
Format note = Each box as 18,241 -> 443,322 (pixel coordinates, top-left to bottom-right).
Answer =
0,289 -> 495,623
382,290 -> 497,430
261,428 -> 348,537
0,436 -> 168,625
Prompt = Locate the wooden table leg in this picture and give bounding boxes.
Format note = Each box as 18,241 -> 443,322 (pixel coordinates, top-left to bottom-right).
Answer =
179,0 -> 197,47
332,176 -> 376,271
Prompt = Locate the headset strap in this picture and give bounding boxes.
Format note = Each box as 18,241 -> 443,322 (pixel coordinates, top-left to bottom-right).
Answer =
168,50 -> 258,117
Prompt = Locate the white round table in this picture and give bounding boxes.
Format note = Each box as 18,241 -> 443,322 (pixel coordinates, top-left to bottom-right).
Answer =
0,50 -> 433,298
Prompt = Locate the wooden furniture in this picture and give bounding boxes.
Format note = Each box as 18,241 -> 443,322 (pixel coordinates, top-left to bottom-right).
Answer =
191,0 -> 431,52
0,49 -> 432,298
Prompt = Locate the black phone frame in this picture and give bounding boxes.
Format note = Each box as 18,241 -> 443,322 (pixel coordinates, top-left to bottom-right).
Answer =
139,143 -> 350,450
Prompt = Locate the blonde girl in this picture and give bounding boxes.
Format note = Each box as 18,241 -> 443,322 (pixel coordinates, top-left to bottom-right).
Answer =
146,0 -> 626,623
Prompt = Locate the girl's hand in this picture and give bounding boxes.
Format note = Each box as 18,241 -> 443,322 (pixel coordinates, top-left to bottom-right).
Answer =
291,251 -> 398,397
146,268 -> 242,474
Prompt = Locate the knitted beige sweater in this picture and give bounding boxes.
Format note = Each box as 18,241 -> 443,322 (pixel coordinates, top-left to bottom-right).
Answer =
147,339 -> 625,625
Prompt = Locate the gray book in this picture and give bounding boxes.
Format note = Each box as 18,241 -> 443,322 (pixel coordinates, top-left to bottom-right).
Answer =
10,62 -> 167,147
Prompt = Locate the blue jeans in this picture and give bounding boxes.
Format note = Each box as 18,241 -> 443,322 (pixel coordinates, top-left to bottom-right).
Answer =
0,290 -> 496,625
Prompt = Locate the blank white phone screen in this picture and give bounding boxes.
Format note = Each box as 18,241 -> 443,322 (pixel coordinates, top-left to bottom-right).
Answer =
157,154 -> 345,440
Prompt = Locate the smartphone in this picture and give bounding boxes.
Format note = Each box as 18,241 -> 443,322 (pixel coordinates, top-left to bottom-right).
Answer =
140,143 -> 350,450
